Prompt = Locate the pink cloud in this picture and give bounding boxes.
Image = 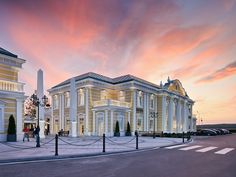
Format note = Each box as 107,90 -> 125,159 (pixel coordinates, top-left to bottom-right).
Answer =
196,61 -> 236,84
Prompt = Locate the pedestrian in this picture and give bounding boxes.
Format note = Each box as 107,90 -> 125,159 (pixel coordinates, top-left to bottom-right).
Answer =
23,126 -> 30,142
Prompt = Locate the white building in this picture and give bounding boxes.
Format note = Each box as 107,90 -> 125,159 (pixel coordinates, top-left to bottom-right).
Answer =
48,72 -> 195,136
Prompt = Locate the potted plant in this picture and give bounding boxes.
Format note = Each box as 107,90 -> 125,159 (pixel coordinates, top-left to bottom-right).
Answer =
7,115 -> 16,142
114,121 -> 120,137
125,121 -> 131,136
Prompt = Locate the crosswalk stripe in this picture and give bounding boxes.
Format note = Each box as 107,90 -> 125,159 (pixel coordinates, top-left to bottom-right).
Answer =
165,144 -> 188,149
196,146 -> 218,152
179,145 -> 202,151
214,148 -> 235,155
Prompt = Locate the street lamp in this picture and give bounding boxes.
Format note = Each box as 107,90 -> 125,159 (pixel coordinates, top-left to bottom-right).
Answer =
30,93 -> 48,147
150,112 -> 158,139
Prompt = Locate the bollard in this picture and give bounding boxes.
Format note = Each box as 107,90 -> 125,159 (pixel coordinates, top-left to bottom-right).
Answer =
136,131 -> 138,150
55,134 -> 58,156
103,133 -> 105,153
182,132 -> 185,143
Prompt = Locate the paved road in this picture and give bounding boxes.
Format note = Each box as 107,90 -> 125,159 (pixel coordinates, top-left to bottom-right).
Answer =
0,134 -> 235,177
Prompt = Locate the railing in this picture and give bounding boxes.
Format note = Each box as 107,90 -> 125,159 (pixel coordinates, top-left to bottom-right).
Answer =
93,99 -> 131,108
0,79 -> 24,92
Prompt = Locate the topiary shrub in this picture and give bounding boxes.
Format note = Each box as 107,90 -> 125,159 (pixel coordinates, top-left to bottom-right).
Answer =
7,115 -> 16,142
125,121 -> 131,136
114,121 -> 120,137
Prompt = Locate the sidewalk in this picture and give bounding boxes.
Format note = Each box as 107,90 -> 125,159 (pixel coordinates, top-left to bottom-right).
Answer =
0,135 -> 185,163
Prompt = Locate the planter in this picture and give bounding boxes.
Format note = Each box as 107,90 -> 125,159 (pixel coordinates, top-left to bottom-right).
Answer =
114,132 -> 120,137
125,132 -> 131,136
7,134 -> 16,142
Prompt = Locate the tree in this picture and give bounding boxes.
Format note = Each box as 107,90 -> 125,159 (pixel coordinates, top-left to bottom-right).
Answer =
126,121 -> 131,136
7,115 -> 16,142
24,97 -> 36,117
114,121 -> 120,137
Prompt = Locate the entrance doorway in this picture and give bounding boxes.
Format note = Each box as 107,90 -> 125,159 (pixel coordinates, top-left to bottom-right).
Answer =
96,112 -> 104,136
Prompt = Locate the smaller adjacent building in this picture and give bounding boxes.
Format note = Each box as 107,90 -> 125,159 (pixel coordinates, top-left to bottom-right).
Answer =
0,47 -> 26,141
48,72 -> 195,137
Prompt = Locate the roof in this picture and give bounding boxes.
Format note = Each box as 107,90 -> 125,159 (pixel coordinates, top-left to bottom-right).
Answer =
51,72 -> 160,89
0,47 -> 18,58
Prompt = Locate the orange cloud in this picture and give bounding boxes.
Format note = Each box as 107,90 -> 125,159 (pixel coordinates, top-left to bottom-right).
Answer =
196,61 -> 236,84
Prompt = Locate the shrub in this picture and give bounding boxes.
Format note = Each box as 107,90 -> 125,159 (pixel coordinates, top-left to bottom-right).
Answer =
114,121 -> 120,136
7,115 -> 16,135
126,121 -> 131,136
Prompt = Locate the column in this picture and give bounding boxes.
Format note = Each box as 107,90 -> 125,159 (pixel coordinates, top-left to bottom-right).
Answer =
176,99 -> 181,133
146,94 -> 150,131
85,87 -> 89,135
92,110 -> 96,136
50,99 -> 54,134
132,90 -> 137,135
183,101 -> 188,133
69,78 -> 77,137
161,95 -> 166,132
168,97 -> 173,133
110,110 -> 113,136
143,93 -> 147,131
105,110 -> 108,135
61,94 -> 65,130
16,99 -> 23,141
37,69 -> 45,139
128,111 -> 130,124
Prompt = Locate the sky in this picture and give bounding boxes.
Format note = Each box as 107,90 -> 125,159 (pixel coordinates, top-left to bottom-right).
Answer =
0,0 -> 235,124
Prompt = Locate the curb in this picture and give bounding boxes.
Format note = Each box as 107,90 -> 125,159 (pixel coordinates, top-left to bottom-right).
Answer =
0,139 -> 193,164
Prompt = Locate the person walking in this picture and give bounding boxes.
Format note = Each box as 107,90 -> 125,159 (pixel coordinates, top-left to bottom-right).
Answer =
23,126 -> 30,142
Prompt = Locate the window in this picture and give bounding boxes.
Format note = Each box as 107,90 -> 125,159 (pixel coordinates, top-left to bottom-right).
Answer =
78,89 -> 85,106
117,114 -> 124,131
149,119 -> 154,131
53,95 -> 59,109
150,94 -> 154,109
65,92 -> 70,108
101,90 -> 107,100
137,113 -> 143,131
119,91 -> 125,102
137,91 -> 143,108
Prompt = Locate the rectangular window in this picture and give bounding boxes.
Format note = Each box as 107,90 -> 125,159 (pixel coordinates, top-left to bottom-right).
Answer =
150,94 -> 154,109
101,90 -> 107,100
137,91 -> 143,108
78,89 -> 84,106
53,95 -> 58,109
65,92 -> 70,108
119,91 -> 125,102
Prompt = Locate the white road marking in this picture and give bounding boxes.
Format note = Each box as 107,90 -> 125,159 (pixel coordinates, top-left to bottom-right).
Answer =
214,148 -> 235,155
179,145 -> 202,151
196,146 -> 218,152
165,144 -> 188,149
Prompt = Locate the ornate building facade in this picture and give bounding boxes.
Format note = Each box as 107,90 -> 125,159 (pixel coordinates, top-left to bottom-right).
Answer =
48,72 -> 195,137
0,47 -> 26,141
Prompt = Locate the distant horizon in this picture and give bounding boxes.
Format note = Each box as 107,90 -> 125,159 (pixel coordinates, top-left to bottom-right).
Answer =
0,0 -> 235,124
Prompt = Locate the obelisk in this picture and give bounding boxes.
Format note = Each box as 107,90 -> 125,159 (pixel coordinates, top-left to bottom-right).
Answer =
69,77 -> 78,137
37,69 -> 45,138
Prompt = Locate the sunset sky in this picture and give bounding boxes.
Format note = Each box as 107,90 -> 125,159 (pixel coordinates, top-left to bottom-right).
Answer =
0,0 -> 235,124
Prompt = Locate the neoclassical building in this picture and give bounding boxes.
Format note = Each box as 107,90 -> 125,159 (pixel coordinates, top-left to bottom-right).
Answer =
0,47 -> 26,141
48,72 -> 195,137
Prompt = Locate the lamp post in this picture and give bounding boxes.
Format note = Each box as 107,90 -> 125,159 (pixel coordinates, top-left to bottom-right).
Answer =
30,94 -> 48,147
150,112 -> 158,139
